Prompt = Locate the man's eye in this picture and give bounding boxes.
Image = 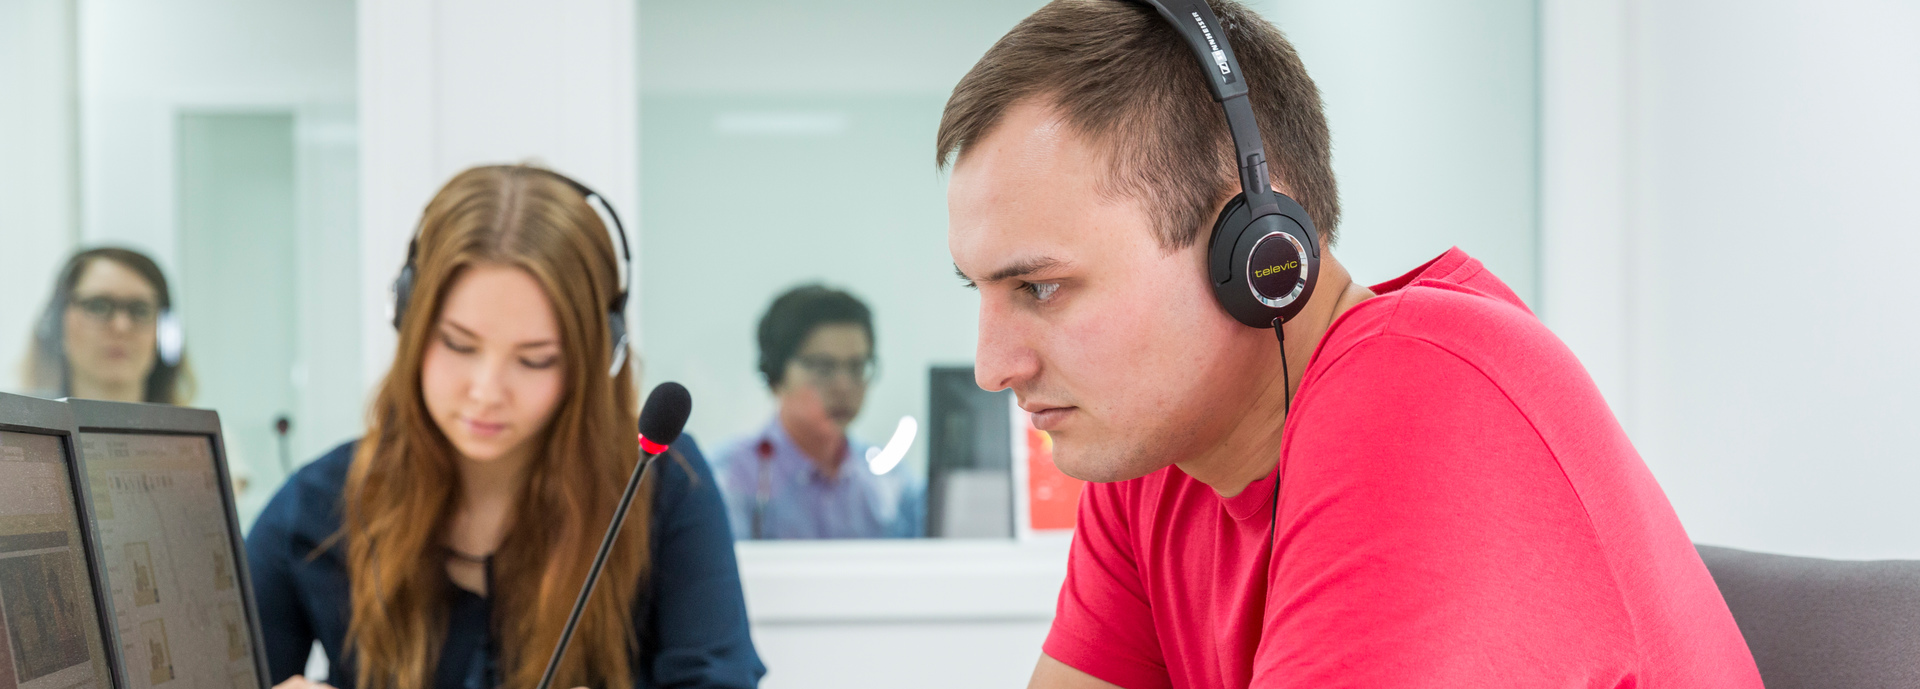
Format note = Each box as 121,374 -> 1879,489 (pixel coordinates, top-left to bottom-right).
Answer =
1023,282 -> 1060,302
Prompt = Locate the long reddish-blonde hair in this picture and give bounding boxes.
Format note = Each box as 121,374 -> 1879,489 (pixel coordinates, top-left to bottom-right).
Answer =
343,165 -> 646,689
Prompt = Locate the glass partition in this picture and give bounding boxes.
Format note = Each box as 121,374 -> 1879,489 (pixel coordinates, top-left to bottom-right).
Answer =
636,0 -> 1054,540
0,0 -> 359,526
635,0 -> 1542,541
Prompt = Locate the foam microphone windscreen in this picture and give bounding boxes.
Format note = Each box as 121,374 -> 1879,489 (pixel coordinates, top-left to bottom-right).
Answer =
638,382 -> 692,446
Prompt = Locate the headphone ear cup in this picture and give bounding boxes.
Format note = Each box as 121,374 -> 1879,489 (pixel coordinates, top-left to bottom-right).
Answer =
35,300 -> 61,347
156,311 -> 184,367
607,309 -> 630,376
1207,192 -> 1321,328
389,264 -> 414,332
1207,194 -> 1251,286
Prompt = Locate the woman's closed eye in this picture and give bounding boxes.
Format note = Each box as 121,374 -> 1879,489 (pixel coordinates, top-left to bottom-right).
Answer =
440,332 -> 477,354
519,355 -> 559,370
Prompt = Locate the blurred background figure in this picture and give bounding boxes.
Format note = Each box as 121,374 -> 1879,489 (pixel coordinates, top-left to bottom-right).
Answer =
718,285 -> 920,539
21,247 -> 194,404
17,247 -> 250,495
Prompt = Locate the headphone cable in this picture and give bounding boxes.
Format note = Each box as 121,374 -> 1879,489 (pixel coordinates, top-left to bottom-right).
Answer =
1269,319 -> 1290,552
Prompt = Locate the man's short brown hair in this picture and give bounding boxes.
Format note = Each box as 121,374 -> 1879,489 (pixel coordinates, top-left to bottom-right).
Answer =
937,0 -> 1338,249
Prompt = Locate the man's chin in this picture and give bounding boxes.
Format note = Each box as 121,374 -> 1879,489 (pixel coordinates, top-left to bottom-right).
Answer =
1051,442 -> 1169,483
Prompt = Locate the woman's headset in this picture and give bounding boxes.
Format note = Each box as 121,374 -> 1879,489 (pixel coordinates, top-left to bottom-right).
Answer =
1138,0 -> 1320,330
389,168 -> 635,376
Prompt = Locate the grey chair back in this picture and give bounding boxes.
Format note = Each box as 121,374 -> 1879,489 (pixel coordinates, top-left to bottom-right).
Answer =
1697,544 -> 1920,689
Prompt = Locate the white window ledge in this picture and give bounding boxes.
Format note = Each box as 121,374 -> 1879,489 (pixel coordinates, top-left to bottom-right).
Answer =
735,537 -> 1072,625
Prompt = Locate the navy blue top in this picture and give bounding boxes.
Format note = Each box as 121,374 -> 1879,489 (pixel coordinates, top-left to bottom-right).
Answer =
245,436 -> 765,689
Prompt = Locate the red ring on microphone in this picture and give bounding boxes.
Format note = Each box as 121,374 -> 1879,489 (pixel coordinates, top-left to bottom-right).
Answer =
638,434 -> 669,455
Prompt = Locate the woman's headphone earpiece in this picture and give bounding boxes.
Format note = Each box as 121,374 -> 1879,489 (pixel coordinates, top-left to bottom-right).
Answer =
156,310 -> 184,367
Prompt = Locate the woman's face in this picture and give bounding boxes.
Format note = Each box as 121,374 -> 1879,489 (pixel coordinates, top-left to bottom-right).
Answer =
421,263 -> 567,466
62,258 -> 161,392
775,323 -> 873,433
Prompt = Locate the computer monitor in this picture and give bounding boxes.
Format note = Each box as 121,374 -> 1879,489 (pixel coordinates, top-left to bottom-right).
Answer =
0,393 -> 124,689
925,366 -> 1015,538
67,400 -> 267,689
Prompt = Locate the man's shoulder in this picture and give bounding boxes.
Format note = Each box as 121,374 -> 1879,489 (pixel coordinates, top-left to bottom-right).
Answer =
1317,276 -> 1576,394
252,440 -> 356,554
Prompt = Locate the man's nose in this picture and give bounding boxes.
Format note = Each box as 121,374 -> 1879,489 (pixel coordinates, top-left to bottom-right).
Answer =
974,300 -> 1038,393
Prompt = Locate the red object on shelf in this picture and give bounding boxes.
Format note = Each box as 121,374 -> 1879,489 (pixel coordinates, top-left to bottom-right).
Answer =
1026,424 -> 1083,531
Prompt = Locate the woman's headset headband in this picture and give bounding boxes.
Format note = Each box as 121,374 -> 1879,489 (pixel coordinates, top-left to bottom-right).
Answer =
390,167 -> 634,377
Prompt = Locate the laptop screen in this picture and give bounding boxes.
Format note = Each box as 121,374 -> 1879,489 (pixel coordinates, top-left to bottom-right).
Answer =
0,430 -> 116,689
79,432 -> 258,689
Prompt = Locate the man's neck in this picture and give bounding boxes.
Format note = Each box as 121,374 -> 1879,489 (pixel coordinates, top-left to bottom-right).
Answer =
1176,254 -> 1375,498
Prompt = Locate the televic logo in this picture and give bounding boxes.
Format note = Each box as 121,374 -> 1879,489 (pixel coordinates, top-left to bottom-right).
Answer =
1255,261 -> 1299,279
1190,11 -> 1232,77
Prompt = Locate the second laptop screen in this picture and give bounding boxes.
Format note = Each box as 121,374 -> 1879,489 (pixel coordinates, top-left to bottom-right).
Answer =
81,432 -> 258,689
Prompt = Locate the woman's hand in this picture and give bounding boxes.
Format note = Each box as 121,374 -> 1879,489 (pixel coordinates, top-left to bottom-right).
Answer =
273,675 -> 336,689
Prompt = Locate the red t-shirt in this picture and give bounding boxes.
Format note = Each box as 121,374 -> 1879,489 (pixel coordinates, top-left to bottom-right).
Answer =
1043,248 -> 1761,688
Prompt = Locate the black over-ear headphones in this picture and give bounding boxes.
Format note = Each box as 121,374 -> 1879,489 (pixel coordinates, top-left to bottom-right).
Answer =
390,168 -> 635,377
1138,0 -> 1320,329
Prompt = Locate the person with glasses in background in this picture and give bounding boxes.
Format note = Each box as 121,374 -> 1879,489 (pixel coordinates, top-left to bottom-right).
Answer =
17,246 -> 257,499
20,247 -> 194,404
717,285 -> 917,539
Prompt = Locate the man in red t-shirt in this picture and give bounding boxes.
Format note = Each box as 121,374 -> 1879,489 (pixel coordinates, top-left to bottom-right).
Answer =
938,2 -> 1762,688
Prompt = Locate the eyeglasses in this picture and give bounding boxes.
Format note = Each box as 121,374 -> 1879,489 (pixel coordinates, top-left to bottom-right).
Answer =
70,296 -> 159,325
791,355 -> 877,384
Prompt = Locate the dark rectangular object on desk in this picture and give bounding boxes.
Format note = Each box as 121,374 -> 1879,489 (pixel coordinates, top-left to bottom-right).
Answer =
925,366 -> 1014,539
67,399 -> 271,689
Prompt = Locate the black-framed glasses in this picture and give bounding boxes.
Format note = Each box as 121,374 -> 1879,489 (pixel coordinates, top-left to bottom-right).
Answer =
70,296 -> 159,325
791,355 -> 878,384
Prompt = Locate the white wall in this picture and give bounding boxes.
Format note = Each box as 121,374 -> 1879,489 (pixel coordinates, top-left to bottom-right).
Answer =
357,0 -> 638,391
1263,0 -> 1541,303
1544,0 -> 1920,560
0,0 -> 79,394
77,0 -> 357,265
73,0 -> 361,521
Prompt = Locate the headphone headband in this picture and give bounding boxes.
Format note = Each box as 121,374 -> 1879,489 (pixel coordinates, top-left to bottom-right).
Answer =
537,170 -> 635,314
1135,0 -> 1284,220
1136,0 -> 1323,329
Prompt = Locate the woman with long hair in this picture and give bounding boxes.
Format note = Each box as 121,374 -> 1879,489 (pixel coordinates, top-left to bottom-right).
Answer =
20,246 -> 195,404
246,165 -> 763,689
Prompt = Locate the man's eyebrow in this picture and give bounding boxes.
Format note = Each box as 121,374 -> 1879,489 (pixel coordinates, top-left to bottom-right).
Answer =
957,257 -> 1068,289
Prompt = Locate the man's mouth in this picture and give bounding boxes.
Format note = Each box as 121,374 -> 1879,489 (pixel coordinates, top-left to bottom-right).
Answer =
1023,404 -> 1076,431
